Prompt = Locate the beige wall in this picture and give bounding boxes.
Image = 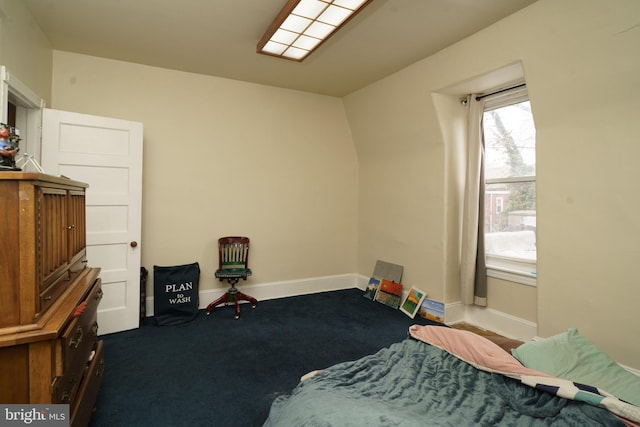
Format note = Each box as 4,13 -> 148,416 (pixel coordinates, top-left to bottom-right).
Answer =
50,52 -> 359,293
344,0 -> 640,367
487,278 -> 537,322
0,0 -> 52,104
530,0 -> 639,366
346,70 -> 448,300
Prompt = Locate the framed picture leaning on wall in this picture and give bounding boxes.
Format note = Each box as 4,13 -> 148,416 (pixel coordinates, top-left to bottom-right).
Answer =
400,287 -> 427,318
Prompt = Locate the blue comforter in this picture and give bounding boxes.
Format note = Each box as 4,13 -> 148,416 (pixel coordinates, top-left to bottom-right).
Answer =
263,338 -> 623,426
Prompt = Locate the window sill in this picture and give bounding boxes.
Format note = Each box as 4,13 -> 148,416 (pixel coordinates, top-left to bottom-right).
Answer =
487,267 -> 537,287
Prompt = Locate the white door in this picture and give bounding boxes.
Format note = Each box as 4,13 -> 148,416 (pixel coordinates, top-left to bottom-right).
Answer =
41,109 -> 143,335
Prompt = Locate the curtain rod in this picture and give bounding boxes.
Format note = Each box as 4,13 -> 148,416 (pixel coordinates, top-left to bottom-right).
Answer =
475,83 -> 526,101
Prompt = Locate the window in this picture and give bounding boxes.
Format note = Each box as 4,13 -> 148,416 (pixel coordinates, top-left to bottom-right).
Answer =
482,85 -> 536,284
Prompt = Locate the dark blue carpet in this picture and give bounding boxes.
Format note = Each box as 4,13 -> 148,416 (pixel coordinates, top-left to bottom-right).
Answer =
89,288 -> 441,427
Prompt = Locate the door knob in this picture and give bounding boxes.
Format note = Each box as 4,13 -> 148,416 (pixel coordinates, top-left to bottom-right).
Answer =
130,241 -> 138,248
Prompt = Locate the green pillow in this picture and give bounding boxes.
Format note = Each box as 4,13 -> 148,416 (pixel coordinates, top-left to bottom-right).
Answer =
511,328 -> 640,406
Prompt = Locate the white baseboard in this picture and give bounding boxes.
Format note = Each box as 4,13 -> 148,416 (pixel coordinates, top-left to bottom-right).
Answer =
146,273 -> 361,317
355,273 -> 369,290
445,301 -> 537,341
464,305 -> 537,340
444,301 -> 465,325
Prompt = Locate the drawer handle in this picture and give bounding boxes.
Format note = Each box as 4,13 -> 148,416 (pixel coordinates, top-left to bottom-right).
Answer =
67,224 -> 76,230
96,359 -> 105,377
61,376 -> 76,403
69,326 -> 84,349
95,288 -> 104,301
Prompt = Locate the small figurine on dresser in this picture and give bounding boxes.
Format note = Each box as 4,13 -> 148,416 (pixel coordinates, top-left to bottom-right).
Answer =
0,123 -> 20,170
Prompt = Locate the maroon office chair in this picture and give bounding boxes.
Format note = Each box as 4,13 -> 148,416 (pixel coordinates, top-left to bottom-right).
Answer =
205,236 -> 258,319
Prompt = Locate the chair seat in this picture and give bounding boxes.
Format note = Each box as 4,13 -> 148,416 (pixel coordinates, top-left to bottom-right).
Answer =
215,268 -> 252,278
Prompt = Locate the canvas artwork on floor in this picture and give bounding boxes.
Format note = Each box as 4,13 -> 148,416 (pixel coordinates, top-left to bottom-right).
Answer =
400,287 -> 427,318
419,298 -> 445,323
363,276 -> 381,300
374,279 -> 403,309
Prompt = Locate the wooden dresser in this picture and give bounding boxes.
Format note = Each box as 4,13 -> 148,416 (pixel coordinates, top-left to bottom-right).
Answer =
0,172 -> 104,427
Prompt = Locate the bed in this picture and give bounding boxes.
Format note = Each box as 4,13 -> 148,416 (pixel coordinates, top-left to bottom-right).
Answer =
263,325 -> 640,426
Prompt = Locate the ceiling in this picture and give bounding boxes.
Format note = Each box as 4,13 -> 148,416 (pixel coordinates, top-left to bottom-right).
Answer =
24,0 -> 538,97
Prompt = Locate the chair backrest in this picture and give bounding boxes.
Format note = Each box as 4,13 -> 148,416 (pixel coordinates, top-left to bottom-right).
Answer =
218,236 -> 250,270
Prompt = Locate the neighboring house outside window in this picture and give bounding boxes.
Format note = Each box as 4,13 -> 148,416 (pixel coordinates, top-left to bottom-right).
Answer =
482,86 -> 536,285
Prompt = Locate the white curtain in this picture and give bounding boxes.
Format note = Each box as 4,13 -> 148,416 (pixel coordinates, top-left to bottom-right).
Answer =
460,95 -> 487,306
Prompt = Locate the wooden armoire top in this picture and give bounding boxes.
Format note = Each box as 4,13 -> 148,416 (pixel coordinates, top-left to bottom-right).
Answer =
0,171 -> 88,188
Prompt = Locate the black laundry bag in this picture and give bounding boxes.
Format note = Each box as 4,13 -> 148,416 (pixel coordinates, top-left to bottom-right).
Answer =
153,262 -> 200,325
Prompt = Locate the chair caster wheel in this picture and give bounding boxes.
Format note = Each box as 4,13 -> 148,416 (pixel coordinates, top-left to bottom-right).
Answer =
234,315 -> 240,320
252,305 -> 256,309
206,311 -> 211,316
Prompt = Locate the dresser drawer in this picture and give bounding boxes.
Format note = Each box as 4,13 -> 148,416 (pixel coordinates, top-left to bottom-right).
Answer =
52,280 -> 102,404
71,340 -> 104,427
39,272 -> 72,316
56,316 -> 99,403
63,282 -> 101,370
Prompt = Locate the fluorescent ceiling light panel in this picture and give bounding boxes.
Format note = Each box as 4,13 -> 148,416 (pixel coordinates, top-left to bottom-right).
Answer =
292,0 -> 327,19
304,21 -> 335,39
318,5 -> 351,26
293,35 -> 323,50
334,0 -> 369,9
272,29 -> 299,45
283,46 -> 309,60
262,41 -> 288,55
281,15 -> 312,32
257,0 -> 372,62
